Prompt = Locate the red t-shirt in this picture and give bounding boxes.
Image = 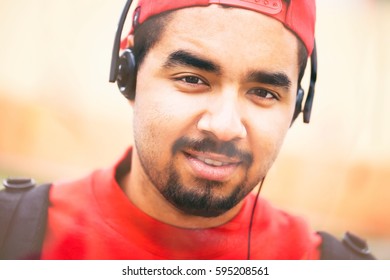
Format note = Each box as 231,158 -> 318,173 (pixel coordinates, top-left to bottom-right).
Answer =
41,148 -> 321,259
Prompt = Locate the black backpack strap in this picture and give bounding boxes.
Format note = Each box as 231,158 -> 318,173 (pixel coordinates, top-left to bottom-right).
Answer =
0,179 -> 51,260
318,231 -> 376,260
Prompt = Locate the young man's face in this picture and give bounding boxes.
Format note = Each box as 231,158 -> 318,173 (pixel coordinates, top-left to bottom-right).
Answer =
131,5 -> 300,217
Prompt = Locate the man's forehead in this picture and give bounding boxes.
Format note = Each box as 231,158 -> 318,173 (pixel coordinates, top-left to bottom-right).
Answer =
158,6 -> 299,59
160,5 -> 298,56
149,8 -> 300,88
164,4 -> 285,33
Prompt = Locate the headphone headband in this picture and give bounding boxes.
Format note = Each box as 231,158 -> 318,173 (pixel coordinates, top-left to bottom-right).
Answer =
109,0 -> 134,83
303,40 -> 317,123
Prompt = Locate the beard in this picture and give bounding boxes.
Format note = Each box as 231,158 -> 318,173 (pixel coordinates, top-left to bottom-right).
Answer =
160,167 -> 250,217
135,135 -> 264,217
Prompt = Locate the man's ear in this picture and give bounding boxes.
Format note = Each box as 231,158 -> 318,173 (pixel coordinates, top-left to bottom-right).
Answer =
126,35 -> 134,49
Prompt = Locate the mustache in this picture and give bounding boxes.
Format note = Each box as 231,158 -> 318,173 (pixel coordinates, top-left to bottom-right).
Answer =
172,136 -> 253,165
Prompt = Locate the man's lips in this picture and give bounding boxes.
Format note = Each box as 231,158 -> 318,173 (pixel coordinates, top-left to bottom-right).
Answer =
185,150 -> 242,165
183,150 -> 241,182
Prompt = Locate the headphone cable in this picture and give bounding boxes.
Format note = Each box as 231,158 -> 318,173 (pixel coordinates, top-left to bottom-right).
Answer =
247,175 -> 266,260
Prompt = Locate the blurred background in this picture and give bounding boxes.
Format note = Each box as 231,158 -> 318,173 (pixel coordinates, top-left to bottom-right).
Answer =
0,0 -> 389,259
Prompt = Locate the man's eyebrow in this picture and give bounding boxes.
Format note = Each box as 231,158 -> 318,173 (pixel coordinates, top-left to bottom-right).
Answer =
246,70 -> 292,90
163,50 -> 221,74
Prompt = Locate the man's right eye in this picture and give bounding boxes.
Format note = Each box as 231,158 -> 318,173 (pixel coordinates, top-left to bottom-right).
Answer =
171,73 -> 211,93
178,76 -> 205,85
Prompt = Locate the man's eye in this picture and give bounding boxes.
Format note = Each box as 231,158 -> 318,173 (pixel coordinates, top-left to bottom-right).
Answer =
180,76 -> 204,84
247,88 -> 277,100
172,74 -> 210,93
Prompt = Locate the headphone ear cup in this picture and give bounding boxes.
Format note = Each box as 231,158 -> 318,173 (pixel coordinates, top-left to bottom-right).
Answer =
292,87 -> 304,124
116,48 -> 136,100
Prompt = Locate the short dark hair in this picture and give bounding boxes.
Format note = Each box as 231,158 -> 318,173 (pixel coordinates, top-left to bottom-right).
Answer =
133,10 -> 174,70
297,39 -> 308,84
133,5 -> 308,85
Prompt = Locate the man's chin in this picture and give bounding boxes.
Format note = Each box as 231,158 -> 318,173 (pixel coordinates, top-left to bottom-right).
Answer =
163,186 -> 244,218
159,164 -> 251,218
172,202 -> 233,218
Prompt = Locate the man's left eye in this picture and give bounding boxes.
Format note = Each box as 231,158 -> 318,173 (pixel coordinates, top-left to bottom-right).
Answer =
247,88 -> 277,100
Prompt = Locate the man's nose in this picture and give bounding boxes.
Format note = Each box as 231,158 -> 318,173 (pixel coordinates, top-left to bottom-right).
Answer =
197,91 -> 247,142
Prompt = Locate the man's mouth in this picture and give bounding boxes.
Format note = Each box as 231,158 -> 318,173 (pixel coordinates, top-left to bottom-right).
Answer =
193,155 -> 236,167
183,150 -> 241,182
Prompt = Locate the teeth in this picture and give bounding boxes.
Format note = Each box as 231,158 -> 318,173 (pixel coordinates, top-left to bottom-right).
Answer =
204,158 -> 223,167
196,156 -> 226,167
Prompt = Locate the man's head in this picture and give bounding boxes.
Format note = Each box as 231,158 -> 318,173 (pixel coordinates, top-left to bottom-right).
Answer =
118,0 -> 316,219
114,0 -> 315,103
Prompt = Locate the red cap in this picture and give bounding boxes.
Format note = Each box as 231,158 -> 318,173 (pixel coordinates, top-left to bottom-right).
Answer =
124,0 -> 316,56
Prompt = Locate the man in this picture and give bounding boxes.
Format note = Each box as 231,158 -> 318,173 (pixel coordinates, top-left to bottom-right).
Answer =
0,0 -> 375,260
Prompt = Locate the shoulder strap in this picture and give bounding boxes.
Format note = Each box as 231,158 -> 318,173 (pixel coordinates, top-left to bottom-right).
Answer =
0,182 -> 51,260
318,231 -> 376,260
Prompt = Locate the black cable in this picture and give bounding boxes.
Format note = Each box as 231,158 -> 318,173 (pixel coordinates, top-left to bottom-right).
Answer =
247,176 -> 266,260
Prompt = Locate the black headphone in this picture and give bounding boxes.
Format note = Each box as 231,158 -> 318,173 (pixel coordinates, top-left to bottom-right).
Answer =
109,0 -> 318,123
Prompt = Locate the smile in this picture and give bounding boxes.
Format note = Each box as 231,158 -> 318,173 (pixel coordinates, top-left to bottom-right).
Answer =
194,155 -> 233,167
183,151 -> 241,182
